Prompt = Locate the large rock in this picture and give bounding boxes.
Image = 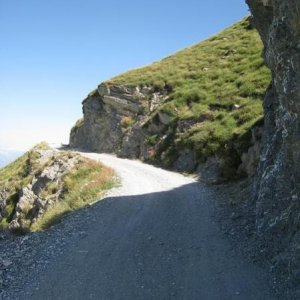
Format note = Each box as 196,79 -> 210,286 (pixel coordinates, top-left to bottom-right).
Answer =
0,189 -> 9,221
7,149 -> 81,230
70,92 -> 124,152
16,185 -> 37,213
69,83 -> 167,157
70,84 -> 141,153
247,0 -> 300,275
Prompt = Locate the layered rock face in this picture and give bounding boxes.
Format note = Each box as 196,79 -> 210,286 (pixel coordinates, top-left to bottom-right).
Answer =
70,81 -> 261,180
70,83 -> 173,162
247,0 -> 300,273
70,84 -> 147,153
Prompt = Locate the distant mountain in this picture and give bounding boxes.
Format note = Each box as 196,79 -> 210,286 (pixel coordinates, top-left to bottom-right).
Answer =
0,149 -> 24,168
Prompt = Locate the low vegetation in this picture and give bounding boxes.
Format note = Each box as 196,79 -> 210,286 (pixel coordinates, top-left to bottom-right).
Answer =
0,143 -> 49,199
0,143 -> 116,232
32,158 -> 116,231
108,18 -> 271,169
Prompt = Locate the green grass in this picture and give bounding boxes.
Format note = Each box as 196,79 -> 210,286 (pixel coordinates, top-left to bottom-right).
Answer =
0,143 -> 49,195
0,143 -> 50,230
105,18 -> 270,170
0,144 -> 117,232
31,159 -> 116,231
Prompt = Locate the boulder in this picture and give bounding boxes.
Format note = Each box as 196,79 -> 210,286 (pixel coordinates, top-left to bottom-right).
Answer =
70,83 -> 166,156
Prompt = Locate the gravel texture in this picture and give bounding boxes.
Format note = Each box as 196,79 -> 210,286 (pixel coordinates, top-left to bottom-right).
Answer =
1,153 -> 281,299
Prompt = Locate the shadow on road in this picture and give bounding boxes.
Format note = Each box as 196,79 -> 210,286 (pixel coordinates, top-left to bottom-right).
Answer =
17,181 -> 278,300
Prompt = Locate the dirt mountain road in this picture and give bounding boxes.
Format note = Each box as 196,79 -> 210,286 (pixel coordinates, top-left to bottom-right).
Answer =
17,153 -> 276,300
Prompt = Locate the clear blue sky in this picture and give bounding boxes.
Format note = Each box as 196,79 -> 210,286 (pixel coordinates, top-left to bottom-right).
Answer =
0,0 -> 249,151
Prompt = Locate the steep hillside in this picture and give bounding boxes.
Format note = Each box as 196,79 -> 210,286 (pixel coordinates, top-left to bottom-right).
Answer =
70,18 -> 271,180
0,143 -> 116,232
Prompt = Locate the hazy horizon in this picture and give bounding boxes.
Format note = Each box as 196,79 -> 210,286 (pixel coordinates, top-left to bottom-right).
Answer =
0,149 -> 25,168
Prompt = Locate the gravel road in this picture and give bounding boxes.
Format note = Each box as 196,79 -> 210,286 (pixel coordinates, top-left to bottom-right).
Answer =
9,153 -> 276,299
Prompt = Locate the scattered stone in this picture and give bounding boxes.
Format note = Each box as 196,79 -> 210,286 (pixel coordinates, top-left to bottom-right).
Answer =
1,260 -> 12,268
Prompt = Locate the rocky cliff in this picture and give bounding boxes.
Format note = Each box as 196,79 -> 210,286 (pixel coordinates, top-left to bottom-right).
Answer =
0,144 -> 116,232
247,0 -> 300,280
70,19 -> 271,181
70,84 -> 168,160
0,145 -> 81,232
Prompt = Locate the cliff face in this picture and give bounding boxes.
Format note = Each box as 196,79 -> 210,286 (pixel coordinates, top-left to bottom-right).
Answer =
247,0 -> 300,276
70,84 -> 145,153
69,83 -> 170,162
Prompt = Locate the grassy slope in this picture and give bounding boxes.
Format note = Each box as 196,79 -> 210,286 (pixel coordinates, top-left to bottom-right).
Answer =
107,18 -> 270,168
32,158 -> 116,231
0,144 -> 116,231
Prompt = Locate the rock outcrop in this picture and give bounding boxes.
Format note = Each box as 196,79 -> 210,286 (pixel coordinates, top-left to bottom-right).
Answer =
0,147 -> 82,231
70,83 -> 173,162
70,81 -> 262,181
247,0 -> 300,278
70,83 -> 163,157
70,19 -> 270,181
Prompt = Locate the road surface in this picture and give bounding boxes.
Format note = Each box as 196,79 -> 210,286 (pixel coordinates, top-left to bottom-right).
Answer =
19,153 -> 275,299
